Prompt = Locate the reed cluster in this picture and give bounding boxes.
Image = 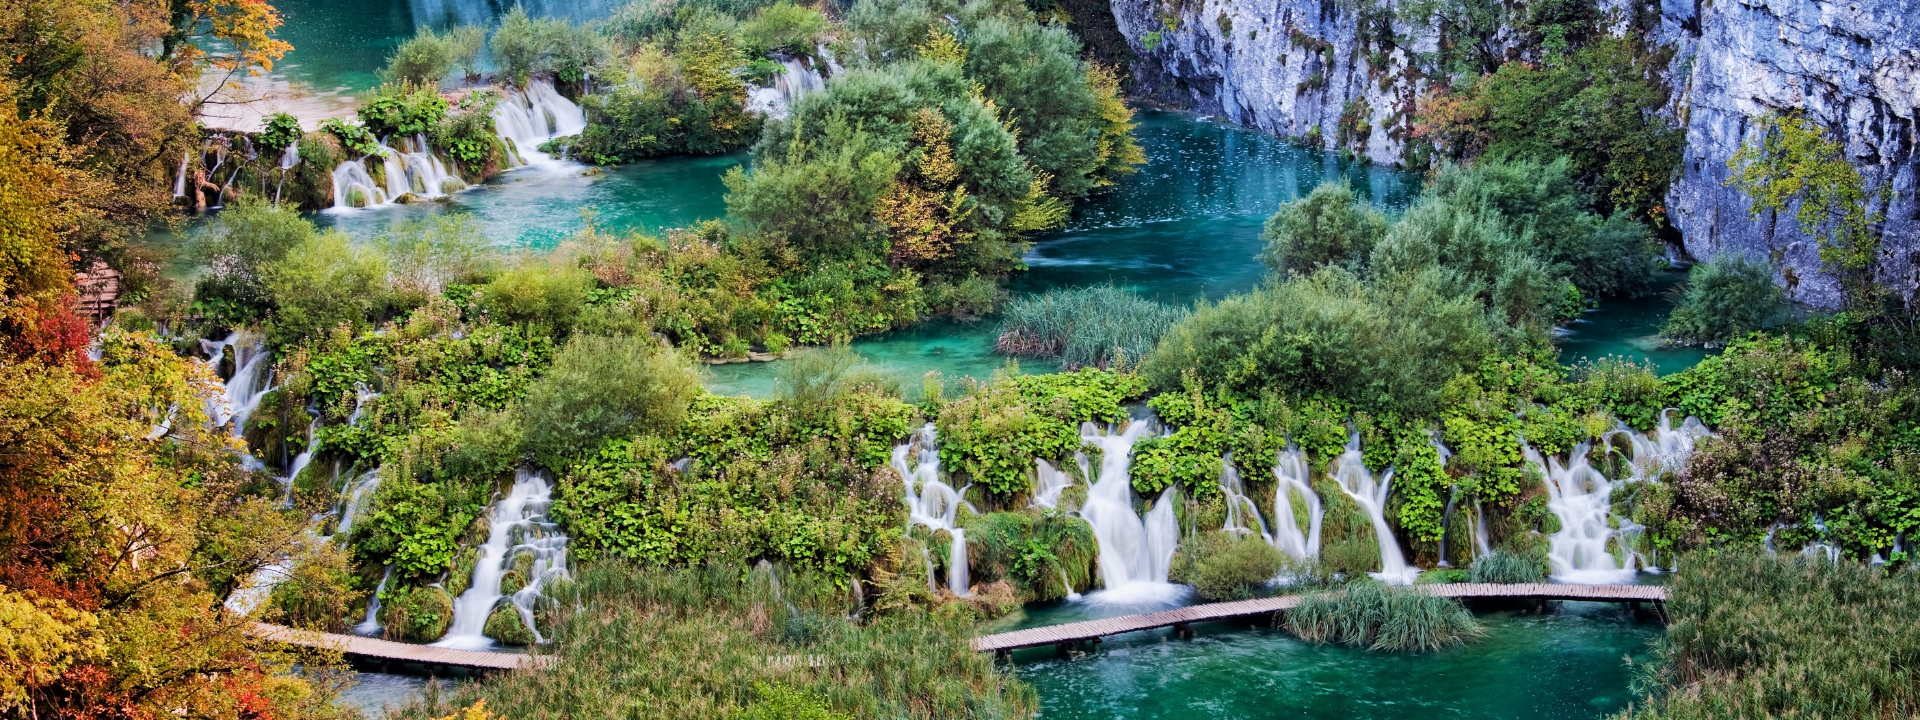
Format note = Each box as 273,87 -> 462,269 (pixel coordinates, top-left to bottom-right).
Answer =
1284,581 -> 1485,653
1619,552 -> 1920,719
390,562 -> 1035,720
1467,549 -> 1547,584
994,285 -> 1186,369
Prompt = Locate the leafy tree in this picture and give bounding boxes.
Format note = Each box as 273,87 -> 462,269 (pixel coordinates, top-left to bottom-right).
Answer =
1261,182 -> 1389,276
385,25 -> 459,84
187,197 -> 317,326
266,230 -> 391,351
168,0 -> 295,112
517,335 -> 702,467
491,7 -> 611,85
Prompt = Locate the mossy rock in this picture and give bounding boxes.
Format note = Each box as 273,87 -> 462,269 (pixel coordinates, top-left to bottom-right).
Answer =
499,569 -> 528,597
444,546 -> 480,599
286,133 -> 343,210
379,585 -> 454,642
483,604 -> 536,646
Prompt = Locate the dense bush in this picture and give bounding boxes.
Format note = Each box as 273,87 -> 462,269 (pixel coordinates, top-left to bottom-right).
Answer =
491,8 -> 611,84
384,26 -> 459,84
1661,254 -> 1789,346
517,335 -> 703,468
1284,580 -> 1485,652
1261,182 -> 1388,276
1170,530 -> 1288,601
1467,549 -> 1547,583
994,285 -> 1187,369
935,368 -> 1147,498
1622,552 -> 1920,719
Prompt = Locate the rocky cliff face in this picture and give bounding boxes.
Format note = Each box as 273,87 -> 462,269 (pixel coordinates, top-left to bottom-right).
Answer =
1113,0 -> 1919,307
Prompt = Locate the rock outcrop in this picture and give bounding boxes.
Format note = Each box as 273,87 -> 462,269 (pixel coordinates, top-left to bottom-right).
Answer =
1113,0 -> 1919,306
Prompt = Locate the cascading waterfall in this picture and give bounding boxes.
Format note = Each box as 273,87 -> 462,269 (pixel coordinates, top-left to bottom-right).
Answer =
1528,440 -> 1637,584
334,470 -> 381,538
437,469 -> 570,649
1076,420 -> 1185,606
1219,456 -> 1271,543
330,159 -> 388,209
889,424 -> 973,596
355,567 -> 391,637
281,418 -> 319,505
1474,502 -> 1493,558
1431,436 -> 1457,566
1331,430 -> 1418,585
1031,458 -> 1075,509
492,79 -> 587,168
380,134 -> 465,200
1269,445 -> 1322,560
746,56 -> 828,119
200,333 -> 271,439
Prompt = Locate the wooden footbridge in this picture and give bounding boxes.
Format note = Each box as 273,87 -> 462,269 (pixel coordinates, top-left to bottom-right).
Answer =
248,623 -> 551,672
972,583 -> 1667,655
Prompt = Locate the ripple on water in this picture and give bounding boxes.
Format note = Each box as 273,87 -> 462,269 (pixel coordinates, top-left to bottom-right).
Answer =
1014,601 -> 1660,720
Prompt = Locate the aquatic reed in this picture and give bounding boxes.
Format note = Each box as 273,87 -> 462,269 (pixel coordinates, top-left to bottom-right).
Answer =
390,562 -> 1037,719
1284,580 -> 1485,653
994,285 -> 1186,369
1619,552 -> 1920,719
1468,549 -> 1547,584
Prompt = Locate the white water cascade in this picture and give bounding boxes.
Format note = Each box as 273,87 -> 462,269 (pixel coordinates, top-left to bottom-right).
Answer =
334,470 -> 381,538
1528,440 -> 1638,584
1331,430 -> 1418,585
1031,459 -> 1075,510
493,79 -> 587,168
379,135 -> 465,200
200,333 -> 271,440
889,424 -> 974,596
436,469 -> 571,650
1219,456 -> 1271,543
746,56 -> 828,119
330,159 -> 387,209
1269,445 -> 1323,560
1076,421 -> 1186,607
355,567 -> 391,636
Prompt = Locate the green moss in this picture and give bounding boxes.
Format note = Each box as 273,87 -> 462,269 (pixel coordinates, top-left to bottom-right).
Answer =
1169,531 -> 1287,601
484,604 -> 536,645
379,585 -> 454,642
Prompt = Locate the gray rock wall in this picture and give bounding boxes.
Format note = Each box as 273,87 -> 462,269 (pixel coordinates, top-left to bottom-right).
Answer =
1113,0 -> 1920,307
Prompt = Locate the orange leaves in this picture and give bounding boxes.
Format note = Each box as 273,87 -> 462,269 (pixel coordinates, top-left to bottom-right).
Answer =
177,0 -> 292,76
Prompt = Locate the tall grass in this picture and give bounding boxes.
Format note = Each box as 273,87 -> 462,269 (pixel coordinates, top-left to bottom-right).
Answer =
1619,552 -> 1920,719
392,562 -> 1036,719
994,285 -> 1186,369
1468,549 -> 1547,584
1284,581 -> 1486,653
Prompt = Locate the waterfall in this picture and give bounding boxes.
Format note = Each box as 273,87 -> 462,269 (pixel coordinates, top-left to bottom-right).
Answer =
1058,567 -> 1082,601
746,56 -> 828,119
348,382 -> 380,426
335,470 -> 381,538
1528,440 -> 1638,584
1077,421 -> 1186,606
1474,501 -> 1493,558
1219,456 -> 1271,543
436,469 -> 570,649
889,424 -> 972,596
1269,445 -> 1322,560
382,134 -> 466,199
173,151 -> 189,198
1031,458 -> 1074,509
1331,430 -> 1417,585
330,159 -> 387,209
1616,410 -> 1713,482
224,561 -> 291,615
200,333 -> 271,438
355,567 -> 391,636
282,418 -> 319,505
492,79 -> 586,169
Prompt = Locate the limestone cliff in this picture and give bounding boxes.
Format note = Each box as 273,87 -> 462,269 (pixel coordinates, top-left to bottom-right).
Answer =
1112,0 -> 1918,306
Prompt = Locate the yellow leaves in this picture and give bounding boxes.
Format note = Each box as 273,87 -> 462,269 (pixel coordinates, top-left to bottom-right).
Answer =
179,0 -> 292,75
436,699 -> 500,720
1085,64 -> 1144,185
908,108 -> 959,187
917,23 -> 966,66
1010,173 -> 1070,233
0,587 -> 103,711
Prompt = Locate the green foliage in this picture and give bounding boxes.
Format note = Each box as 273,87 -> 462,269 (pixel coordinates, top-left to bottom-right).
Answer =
432,91 -> 507,178
1572,357 -> 1665,431
737,3 -> 829,58
1727,112 -> 1884,314
957,510 -> 1097,601
481,260 -> 593,331
1621,552 -> 1920,719
1284,580 -> 1486,652
492,7 -> 612,84
186,197 -> 314,326
483,605 -> 535,646
358,81 -> 449,138
256,112 -> 303,159
961,16 -> 1141,197
1416,35 -> 1682,222
1169,530 -> 1288,601
1132,378 -> 1232,496
572,31 -> 756,164
265,230 -> 390,352
936,368 -> 1146,497
1261,182 -> 1389,276
384,26 -> 459,85
389,563 -> 1036,719
1467,549 -> 1546,583
994,285 -> 1187,370
318,117 -> 380,156
1661,254 -> 1789,346
378,584 -> 454,642
517,335 -> 702,468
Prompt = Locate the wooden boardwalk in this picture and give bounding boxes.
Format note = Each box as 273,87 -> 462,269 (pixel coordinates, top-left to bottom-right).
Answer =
248,623 -> 552,671
972,583 -> 1667,653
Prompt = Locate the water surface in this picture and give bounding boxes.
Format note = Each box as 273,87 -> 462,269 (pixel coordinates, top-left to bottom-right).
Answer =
1556,270 -> 1708,376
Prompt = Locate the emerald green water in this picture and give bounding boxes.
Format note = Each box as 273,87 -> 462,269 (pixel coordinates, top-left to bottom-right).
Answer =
1010,602 -> 1660,720
269,0 -> 625,95
1556,270 -> 1708,376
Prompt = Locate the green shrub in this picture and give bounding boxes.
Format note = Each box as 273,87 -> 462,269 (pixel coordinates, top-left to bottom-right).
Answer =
1170,531 -> 1288,601
935,369 -> 1146,497
737,2 -> 828,58
1467,549 -> 1546,583
1260,182 -> 1388,276
517,335 -> 701,467
358,81 -> 449,138
481,261 -> 593,330
994,285 -> 1186,370
491,8 -> 611,84
384,26 -> 458,85
187,197 -> 315,326
1661,254 -> 1788,346
1284,580 -> 1485,652
265,230 -> 390,352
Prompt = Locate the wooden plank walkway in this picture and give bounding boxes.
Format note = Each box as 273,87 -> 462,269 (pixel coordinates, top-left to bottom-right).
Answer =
972,583 -> 1666,653
248,623 -> 552,671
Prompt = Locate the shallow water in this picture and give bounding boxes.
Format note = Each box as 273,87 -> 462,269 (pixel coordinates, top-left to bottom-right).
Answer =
1555,270 -> 1709,376
335,672 -> 444,718
1012,601 -> 1660,720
